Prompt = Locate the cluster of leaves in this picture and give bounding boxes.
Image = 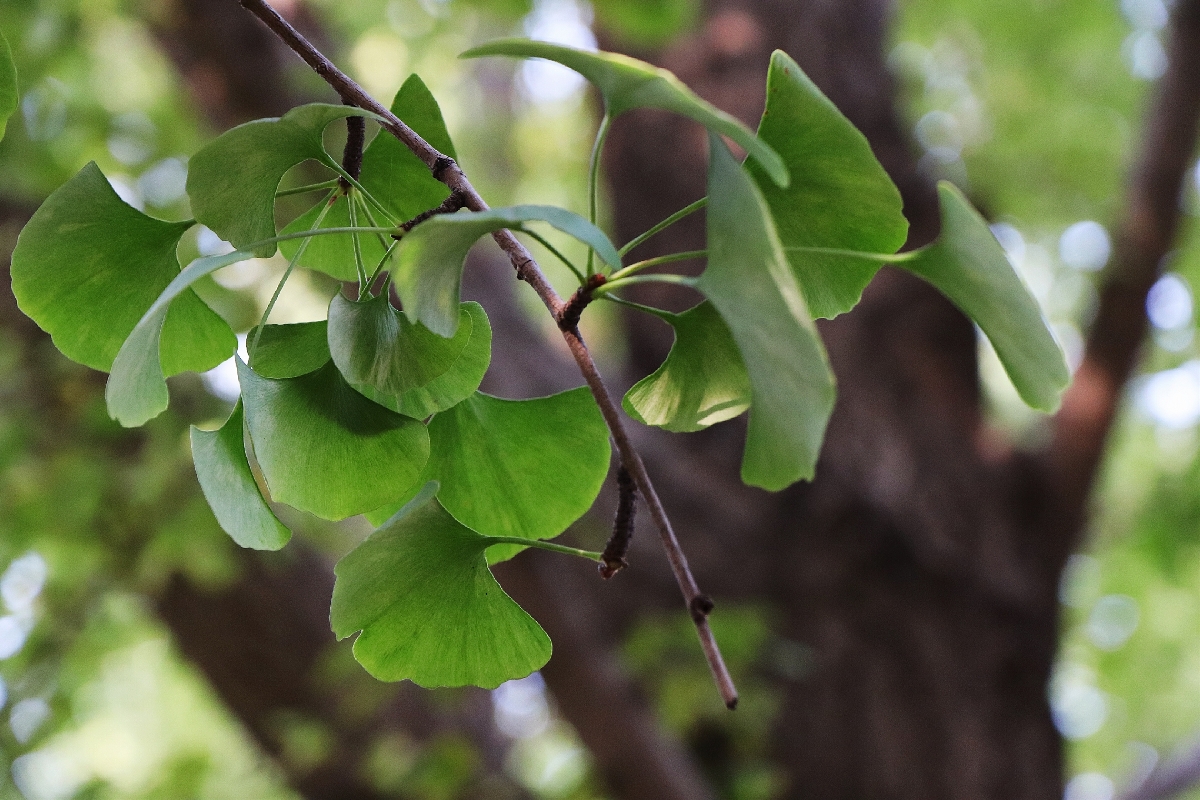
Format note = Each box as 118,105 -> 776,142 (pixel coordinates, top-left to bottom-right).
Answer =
3,34 -> 1067,690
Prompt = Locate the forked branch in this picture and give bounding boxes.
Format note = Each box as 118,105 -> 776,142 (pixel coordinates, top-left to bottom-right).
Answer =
237,0 -> 738,707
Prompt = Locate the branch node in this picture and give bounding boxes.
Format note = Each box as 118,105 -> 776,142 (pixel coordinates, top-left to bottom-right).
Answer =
599,465 -> 637,579
689,594 -> 715,623
432,155 -> 457,182
558,274 -> 607,331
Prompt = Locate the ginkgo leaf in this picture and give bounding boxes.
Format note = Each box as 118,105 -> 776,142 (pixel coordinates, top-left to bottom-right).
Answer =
187,104 -> 380,257
191,401 -> 291,551
395,302 -> 492,419
900,182 -> 1070,411
327,292 -> 473,399
249,321 -> 332,379
331,484 -> 551,689
277,75 -> 458,281
697,134 -> 835,490
748,51 -> 908,318
237,358 -> 430,520
365,389 -> 610,563
11,162 -> 234,376
462,39 -> 787,186
0,30 -> 16,141
105,250 -> 249,427
393,205 -> 620,337
278,194 -> 390,282
623,302 -> 751,432
360,73 -> 459,222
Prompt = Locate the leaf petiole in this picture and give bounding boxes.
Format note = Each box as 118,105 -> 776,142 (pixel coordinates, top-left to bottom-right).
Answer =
597,292 -> 676,320
521,227 -> 587,285
596,273 -> 698,294
482,536 -> 602,562
585,114 -> 612,277
276,179 -> 340,198
607,249 -> 708,282
619,197 -> 707,257
329,161 -> 398,225
346,189 -> 370,293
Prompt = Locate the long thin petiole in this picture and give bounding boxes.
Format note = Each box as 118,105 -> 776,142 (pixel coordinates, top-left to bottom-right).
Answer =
483,536 -> 602,562
598,292 -> 676,321
619,197 -> 707,257
249,190 -> 337,360
784,245 -> 920,262
346,190 -> 369,292
608,249 -> 708,282
276,179 -> 340,197
522,228 -> 587,285
329,162 -> 398,225
356,193 -> 396,253
585,114 -> 612,277
598,273 -> 697,294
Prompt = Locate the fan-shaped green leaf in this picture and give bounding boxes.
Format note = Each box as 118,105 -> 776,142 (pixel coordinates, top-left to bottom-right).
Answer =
249,321 -> 331,379
278,194 -> 390,282
900,182 -> 1069,411
623,302 -> 750,432
393,205 -> 620,337
395,303 -> 492,419
360,73 -> 459,222
11,162 -> 234,375
106,250 -> 248,427
191,401 -> 291,551
328,292 -> 472,395
0,30 -> 17,141
748,51 -> 907,318
461,39 -> 787,186
332,484 -> 551,689
237,358 -> 430,520
187,104 -> 380,257
366,389 -> 610,563
697,134 -> 835,490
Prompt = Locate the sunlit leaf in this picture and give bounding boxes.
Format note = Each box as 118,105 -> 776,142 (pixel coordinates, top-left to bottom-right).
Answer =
11,162 -> 234,376
360,73 -> 459,222
393,205 -> 620,337
697,135 -> 835,490
461,39 -> 787,186
191,401 -> 291,551
366,389 -> 611,563
328,292 -> 473,398
249,321 -> 331,379
0,30 -> 16,141
332,484 -> 551,689
749,51 -> 908,318
278,194 -> 390,282
623,302 -> 751,432
187,104 -> 380,257
105,250 -> 248,426
900,182 -> 1070,411
237,358 -> 430,520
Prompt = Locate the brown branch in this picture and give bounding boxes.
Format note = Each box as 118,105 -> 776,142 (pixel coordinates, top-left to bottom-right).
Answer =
1049,0 -> 1200,520
599,464 -> 637,579
237,0 -> 738,707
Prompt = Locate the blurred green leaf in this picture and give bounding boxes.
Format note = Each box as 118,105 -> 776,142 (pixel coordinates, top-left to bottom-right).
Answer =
462,39 -> 788,186
191,402 -> 291,551
106,250 -> 245,427
237,358 -> 429,520
697,134 -> 835,490
249,321 -> 332,379
592,0 -> 699,48
901,182 -> 1069,411
0,29 -> 16,141
11,162 -> 233,376
749,51 -> 908,318
187,104 -> 380,257
623,302 -> 751,432
393,205 -> 620,337
331,484 -> 551,688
